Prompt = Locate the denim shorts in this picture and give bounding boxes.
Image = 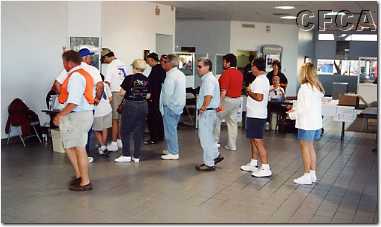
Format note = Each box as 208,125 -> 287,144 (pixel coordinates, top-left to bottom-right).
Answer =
246,118 -> 267,139
297,129 -> 321,141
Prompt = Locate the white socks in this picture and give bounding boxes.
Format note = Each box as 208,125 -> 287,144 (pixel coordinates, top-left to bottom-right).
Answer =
250,159 -> 258,166
261,164 -> 270,170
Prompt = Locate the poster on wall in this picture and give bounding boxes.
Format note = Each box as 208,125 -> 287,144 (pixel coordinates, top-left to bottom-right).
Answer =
262,45 -> 282,72
265,54 -> 281,72
70,37 -> 100,69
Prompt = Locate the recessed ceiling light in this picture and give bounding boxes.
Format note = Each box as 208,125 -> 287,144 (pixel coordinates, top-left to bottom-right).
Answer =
280,16 -> 297,19
274,6 -> 295,10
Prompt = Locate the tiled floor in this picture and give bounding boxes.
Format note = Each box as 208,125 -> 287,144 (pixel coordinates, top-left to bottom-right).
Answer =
2,121 -> 378,223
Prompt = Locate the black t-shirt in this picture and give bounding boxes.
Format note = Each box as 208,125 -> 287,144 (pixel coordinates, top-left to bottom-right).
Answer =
148,64 -> 166,103
120,73 -> 150,102
266,71 -> 288,85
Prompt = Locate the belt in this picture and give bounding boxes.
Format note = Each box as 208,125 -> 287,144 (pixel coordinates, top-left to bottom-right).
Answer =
126,99 -> 146,103
198,108 -> 217,113
226,96 -> 241,99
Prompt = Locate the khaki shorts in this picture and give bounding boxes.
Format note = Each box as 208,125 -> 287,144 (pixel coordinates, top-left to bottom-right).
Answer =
59,111 -> 93,149
111,92 -> 123,120
93,113 -> 112,131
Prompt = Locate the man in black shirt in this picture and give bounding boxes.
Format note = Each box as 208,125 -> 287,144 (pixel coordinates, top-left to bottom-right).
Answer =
145,53 -> 166,144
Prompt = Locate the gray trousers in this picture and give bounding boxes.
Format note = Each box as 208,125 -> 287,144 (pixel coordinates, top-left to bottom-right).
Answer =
214,97 -> 241,149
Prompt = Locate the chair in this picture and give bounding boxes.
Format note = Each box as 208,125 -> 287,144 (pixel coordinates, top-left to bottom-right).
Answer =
7,121 -> 42,147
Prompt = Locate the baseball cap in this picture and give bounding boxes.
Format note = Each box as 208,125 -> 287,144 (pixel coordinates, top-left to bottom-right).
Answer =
101,48 -> 112,58
78,48 -> 94,57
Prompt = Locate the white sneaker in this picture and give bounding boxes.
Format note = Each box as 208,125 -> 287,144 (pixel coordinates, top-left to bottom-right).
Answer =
252,167 -> 272,177
160,154 -> 179,160
114,156 -> 131,163
224,145 -> 237,151
294,173 -> 313,185
88,157 -> 94,163
162,150 -> 169,155
310,174 -> 317,183
117,139 -> 123,148
98,145 -> 106,155
107,142 -> 118,152
240,163 -> 259,172
132,157 -> 140,163
217,143 -> 221,148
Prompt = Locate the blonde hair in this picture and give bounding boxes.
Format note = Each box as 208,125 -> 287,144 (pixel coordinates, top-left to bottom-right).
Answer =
132,59 -> 147,72
299,62 -> 325,93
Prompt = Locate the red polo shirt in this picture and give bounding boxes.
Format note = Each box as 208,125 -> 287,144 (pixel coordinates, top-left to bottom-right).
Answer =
218,68 -> 244,98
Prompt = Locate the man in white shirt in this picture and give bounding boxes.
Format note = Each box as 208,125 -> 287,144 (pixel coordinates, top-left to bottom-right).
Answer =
159,54 -> 186,160
241,57 -> 272,178
55,49 -> 103,102
53,50 -> 94,191
101,48 -> 128,152
54,48 -> 104,163
195,58 -> 224,171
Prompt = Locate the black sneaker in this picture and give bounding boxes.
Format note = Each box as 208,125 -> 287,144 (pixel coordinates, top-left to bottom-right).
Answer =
195,164 -> 216,171
69,176 -> 81,186
214,155 -> 224,165
69,182 -> 93,191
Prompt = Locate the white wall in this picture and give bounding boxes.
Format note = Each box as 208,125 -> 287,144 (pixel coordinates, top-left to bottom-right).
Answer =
67,2 -> 102,38
175,20 -> 231,59
229,21 -> 299,96
101,2 -> 175,67
1,2 -> 67,138
1,2 -> 175,138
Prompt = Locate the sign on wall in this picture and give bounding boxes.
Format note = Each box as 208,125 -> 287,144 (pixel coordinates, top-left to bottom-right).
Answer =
70,37 -> 100,69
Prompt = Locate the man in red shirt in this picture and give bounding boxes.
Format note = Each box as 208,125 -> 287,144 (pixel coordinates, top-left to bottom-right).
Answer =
214,54 -> 244,151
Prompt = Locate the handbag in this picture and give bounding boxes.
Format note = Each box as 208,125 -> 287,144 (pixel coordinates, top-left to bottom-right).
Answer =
117,98 -> 126,114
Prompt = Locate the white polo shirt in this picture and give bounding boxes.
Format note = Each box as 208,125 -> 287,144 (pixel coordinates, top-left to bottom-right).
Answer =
104,58 -> 128,92
246,73 -> 270,119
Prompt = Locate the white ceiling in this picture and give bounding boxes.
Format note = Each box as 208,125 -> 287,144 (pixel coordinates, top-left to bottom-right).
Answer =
160,1 -> 378,25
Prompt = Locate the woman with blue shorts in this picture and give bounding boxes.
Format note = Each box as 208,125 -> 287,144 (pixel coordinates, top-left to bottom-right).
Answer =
289,62 -> 324,185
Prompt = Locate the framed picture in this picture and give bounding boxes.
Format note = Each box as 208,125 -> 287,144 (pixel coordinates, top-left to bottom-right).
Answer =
70,37 -> 100,69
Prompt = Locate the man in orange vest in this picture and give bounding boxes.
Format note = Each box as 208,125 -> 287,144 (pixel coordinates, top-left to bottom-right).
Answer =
53,50 -> 95,191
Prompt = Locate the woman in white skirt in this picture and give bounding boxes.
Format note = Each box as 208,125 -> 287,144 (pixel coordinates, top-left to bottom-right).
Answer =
289,62 -> 324,185
93,76 -> 113,155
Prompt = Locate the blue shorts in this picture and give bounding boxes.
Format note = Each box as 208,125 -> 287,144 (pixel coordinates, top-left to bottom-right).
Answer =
297,129 -> 321,141
246,118 -> 267,139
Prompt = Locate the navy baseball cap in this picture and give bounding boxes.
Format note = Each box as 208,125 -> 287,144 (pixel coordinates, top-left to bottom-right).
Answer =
79,48 -> 95,57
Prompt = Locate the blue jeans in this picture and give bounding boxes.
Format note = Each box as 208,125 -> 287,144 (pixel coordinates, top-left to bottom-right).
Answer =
199,110 -> 220,166
120,101 -> 148,158
163,106 -> 181,155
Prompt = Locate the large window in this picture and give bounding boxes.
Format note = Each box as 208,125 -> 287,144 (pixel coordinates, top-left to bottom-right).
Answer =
317,58 -> 377,83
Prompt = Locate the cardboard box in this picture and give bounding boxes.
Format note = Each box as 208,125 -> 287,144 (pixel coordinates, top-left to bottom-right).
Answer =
51,128 -> 65,153
339,94 -> 359,107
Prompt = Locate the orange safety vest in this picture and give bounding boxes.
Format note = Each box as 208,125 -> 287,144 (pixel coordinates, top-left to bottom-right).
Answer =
58,68 -> 95,104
